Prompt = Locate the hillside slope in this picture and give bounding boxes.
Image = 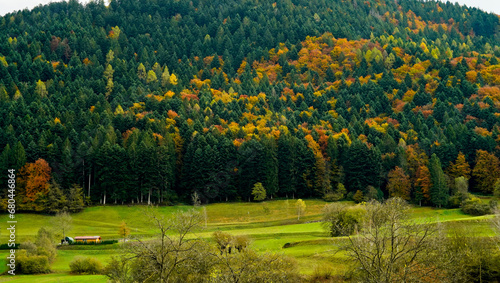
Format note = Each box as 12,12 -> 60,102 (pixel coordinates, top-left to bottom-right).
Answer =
0,0 -> 499,208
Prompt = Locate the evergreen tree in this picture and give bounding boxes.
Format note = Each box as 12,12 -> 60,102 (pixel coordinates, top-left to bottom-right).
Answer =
429,154 -> 449,208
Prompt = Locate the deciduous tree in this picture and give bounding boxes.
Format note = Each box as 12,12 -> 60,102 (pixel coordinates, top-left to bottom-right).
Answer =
17,159 -> 52,206
447,152 -> 471,180
344,198 -> 445,282
118,221 -> 130,243
472,150 -> 500,193
387,166 -> 411,200
296,199 -> 306,220
414,165 -> 431,206
51,211 -> 72,240
251,182 -> 266,201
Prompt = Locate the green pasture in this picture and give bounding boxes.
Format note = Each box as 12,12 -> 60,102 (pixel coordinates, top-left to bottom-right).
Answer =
0,199 -> 497,281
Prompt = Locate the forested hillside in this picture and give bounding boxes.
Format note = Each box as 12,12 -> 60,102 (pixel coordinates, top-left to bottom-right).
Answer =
1,0 -> 500,210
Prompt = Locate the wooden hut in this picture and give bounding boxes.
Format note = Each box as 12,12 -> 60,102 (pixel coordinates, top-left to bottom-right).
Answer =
74,236 -> 102,243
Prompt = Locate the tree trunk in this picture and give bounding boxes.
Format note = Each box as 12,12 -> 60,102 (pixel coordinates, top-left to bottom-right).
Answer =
82,160 -> 85,189
103,191 -> 107,205
88,173 -> 91,198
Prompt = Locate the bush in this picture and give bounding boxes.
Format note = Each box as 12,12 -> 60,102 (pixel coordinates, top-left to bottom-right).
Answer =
323,183 -> 346,202
35,227 -> 57,263
233,235 -> 250,252
69,256 -> 103,274
346,191 -> 354,201
448,195 -> 462,208
353,190 -> 364,203
103,256 -> 132,282
16,250 -> 51,274
309,265 -> 335,282
461,196 -> 492,216
322,203 -> 365,236
70,239 -> 118,245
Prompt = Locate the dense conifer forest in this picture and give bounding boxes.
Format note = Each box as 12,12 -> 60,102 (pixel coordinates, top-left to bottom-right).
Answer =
1,0 -> 500,211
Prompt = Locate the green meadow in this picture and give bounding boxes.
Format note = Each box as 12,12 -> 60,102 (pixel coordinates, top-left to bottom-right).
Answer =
0,199 -> 497,282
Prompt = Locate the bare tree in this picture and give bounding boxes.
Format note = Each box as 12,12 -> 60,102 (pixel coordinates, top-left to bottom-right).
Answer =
192,191 -> 201,206
211,249 -> 298,283
125,208 -> 204,283
51,211 -> 72,240
209,232 -> 298,283
344,198 -> 446,282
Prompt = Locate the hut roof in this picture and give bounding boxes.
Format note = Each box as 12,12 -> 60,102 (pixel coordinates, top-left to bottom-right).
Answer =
74,236 -> 101,240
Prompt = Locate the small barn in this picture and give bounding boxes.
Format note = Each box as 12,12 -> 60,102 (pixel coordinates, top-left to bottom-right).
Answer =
74,236 -> 102,243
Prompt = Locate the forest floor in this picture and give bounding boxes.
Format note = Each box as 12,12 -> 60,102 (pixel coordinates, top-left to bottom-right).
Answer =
0,199 -> 496,282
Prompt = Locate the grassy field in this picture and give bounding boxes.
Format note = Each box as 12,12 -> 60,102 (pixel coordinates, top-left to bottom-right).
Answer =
0,199 -> 497,282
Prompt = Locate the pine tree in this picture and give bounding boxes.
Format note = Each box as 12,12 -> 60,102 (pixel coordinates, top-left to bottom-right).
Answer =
344,140 -> 381,193
278,134 -> 297,198
429,154 -> 449,208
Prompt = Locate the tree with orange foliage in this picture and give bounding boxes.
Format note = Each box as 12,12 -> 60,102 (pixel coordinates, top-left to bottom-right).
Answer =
404,144 -> 428,196
472,150 -> 500,193
405,144 -> 428,178
17,159 -> 52,208
305,134 -> 329,196
415,165 -> 432,206
387,166 -> 411,200
447,152 -> 471,180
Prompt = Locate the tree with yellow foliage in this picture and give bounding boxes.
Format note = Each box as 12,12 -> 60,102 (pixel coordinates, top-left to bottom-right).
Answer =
169,73 -> 178,85
146,70 -> 158,84
296,199 -> 306,220
118,221 -> 131,243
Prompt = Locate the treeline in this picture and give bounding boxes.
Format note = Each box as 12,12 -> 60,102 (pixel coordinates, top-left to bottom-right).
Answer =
0,0 -> 500,208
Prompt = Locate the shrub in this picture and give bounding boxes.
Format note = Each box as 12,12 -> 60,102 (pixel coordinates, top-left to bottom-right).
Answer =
493,179 -> 500,198
233,235 -> 250,252
101,240 -> 119,245
69,256 -> 103,274
461,196 -> 492,216
35,227 -> 57,263
16,250 -> 51,274
353,190 -> 364,203
309,265 -> 337,282
448,194 -> 462,208
213,231 -> 233,254
70,239 -> 118,245
323,183 -> 347,202
364,186 -> 380,201
103,256 -> 132,282
346,191 -> 354,201
323,192 -> 339,202
322,203 -> 365,236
